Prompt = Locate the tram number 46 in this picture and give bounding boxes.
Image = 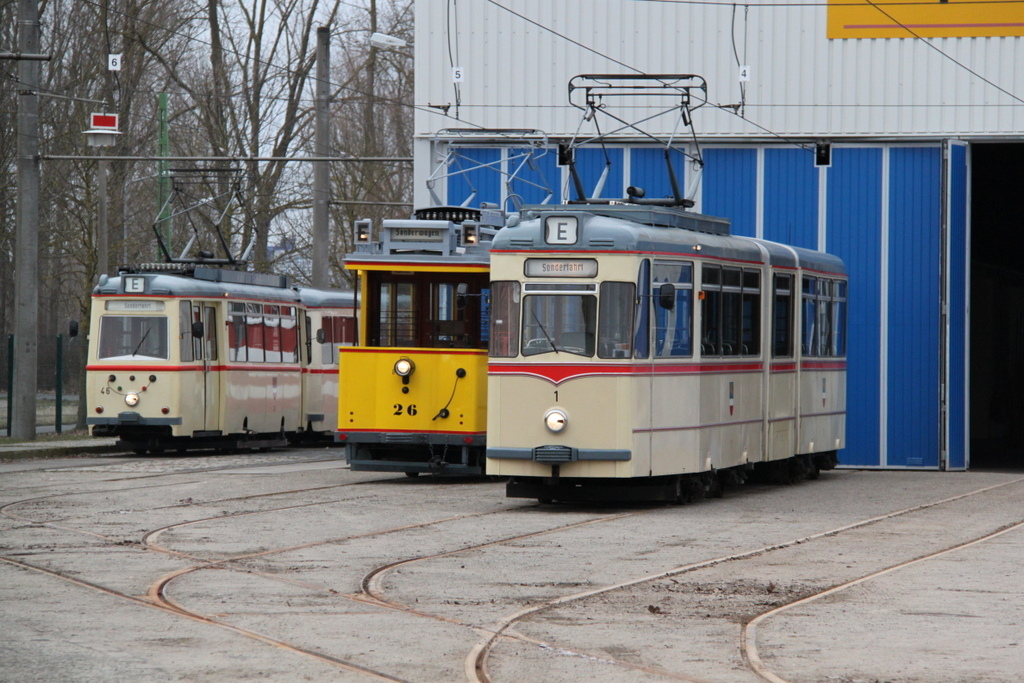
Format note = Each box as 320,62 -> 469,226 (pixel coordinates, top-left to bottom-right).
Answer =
393,404 -> 418,416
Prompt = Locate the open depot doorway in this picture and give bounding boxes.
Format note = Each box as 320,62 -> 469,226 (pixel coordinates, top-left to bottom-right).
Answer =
970,142 -> 1024,469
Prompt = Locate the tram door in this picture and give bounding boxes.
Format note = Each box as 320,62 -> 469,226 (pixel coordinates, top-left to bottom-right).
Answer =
203,306 -> 220,430
767,273 -> 798,461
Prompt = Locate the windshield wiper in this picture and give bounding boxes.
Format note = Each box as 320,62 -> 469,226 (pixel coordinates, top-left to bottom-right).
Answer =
132,326 -> 152,357
530,309 -> 559,354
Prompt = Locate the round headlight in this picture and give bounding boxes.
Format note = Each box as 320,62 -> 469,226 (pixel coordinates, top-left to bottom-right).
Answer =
544,408 -> 567,433
125,392 -> 140,407
394,358 -> 415,377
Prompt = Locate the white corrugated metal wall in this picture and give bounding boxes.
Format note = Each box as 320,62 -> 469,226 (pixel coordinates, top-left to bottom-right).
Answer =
414,0 -> 1023,143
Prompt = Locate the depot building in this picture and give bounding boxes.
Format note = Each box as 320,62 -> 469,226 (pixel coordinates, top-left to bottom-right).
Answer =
407,0 -> 1024,470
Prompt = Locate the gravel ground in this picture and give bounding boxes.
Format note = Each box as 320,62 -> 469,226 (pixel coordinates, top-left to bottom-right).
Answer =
1,450 -> 1022,682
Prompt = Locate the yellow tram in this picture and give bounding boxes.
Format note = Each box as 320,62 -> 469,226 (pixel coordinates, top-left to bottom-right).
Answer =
336,207 -> 499,475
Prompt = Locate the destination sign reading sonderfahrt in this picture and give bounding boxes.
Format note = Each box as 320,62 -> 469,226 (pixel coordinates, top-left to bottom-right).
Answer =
524,259 -> 598,278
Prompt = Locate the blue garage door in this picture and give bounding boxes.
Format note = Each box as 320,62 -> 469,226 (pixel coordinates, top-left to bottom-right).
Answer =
827,148 -> 884,467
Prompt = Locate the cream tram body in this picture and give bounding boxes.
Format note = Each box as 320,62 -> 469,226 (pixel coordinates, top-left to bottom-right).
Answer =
88,267 -> 354,453
485,206 -> 847,501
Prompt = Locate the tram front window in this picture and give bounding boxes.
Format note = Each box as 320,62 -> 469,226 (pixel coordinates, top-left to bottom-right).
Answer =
521,295 -> 596,357
98,316 -> 169,360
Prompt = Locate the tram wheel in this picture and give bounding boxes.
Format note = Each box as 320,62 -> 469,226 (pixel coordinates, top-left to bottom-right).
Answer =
537,497 -> 553,504
405,472 -> 420,478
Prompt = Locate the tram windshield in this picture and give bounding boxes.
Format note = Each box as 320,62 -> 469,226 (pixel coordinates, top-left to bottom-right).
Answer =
521,295 -> 596,357
98,316 -> 169,360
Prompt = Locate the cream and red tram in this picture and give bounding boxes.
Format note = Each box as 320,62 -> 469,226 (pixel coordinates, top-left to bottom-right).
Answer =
485,204 -> 847,502
336,207 -> 499,475
87,265 -> 355,453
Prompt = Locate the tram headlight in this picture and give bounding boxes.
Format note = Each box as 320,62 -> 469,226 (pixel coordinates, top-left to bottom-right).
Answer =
394,358 -> 415,377
124,392 -> 140,407
544,408 -> 568,433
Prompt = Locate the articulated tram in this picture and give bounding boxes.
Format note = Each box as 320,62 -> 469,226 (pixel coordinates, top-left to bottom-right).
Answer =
87,265 -> 355,453
485,204 -> 847,502
336,207 -> 498,475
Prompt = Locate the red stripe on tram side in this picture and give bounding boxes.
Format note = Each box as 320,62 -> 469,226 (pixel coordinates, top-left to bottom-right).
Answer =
488,361 -> 765,385
90,362 -> 317,374
88,364 -> 204,372
800,360 -> 847,371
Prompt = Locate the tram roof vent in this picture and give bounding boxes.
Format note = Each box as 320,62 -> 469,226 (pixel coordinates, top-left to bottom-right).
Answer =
193,267 -> 289,289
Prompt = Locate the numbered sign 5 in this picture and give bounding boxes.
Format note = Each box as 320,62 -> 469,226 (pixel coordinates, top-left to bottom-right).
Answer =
452,66 -> 464,83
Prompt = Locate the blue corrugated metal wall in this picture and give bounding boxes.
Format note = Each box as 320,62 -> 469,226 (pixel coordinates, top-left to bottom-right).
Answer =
703,148 -> 758,237
887,148 -> 942,468
574,148 -> 623,200
764,148 -> 819,250
826,148 -> 884,467
630,148 -> 690,202
446,148 -> 502,207
947,143 -> 969,469
507,147 -> 559,206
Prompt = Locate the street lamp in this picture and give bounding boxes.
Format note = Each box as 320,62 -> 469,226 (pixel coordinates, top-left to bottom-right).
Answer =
84,113 -> 122,279
369,32 -> 408,50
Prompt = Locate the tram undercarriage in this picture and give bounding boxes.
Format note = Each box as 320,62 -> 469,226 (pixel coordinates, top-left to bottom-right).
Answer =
506,451 -> 839,504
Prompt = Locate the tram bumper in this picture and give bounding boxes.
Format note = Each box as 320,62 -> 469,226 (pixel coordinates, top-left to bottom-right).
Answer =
487,446 -> 631,463
341,431 -> 486,475
88,412 -> 182,435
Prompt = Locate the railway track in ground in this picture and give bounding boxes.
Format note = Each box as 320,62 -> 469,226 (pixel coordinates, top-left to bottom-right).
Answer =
1,453 -> 642,680
457,476 -> 1024,683
3,458 -> 1023,682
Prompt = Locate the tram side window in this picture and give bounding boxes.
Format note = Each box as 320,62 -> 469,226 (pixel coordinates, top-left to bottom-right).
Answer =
179,301 -> 193,362
702,266 -> 761,357
634,260 -> 650,359
772,274 -> 793,357
489,281 -> 521,358
265,306 -> 282,363
280,307 -> 298,363
599,282 -> 636,358
247,303 -> 265,363
228,302 -> 247,361
801,277 -> 848,357
742,270 -> 761,355
834,281 -> 848,356
701,266 -> 722,355
321,315 -> 357,364
204,306 -> 218,361
817,280 -> 833,358
652,262 -> 692,358
191,305 -> 203,361
802,277 -> 817,356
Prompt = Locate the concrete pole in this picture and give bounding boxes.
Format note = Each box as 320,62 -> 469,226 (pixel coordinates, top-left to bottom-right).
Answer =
97,150 -> 109,278
311,25 -> 330,288
12,0 -> 41,440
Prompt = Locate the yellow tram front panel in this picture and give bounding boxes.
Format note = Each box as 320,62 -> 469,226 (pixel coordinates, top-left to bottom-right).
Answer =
338,348 -> 487,437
